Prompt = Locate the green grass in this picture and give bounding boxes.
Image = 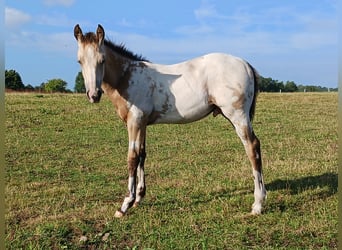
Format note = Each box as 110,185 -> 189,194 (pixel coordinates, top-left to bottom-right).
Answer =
6,92 -> 337,249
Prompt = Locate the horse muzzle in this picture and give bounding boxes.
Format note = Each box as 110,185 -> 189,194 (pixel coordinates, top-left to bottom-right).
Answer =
87,88 -> 103,103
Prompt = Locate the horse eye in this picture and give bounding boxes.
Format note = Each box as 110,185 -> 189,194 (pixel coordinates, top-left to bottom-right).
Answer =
77,60 -> 82,65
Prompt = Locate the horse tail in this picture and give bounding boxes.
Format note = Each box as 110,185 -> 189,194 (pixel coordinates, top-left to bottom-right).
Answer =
247,62 -> 260,122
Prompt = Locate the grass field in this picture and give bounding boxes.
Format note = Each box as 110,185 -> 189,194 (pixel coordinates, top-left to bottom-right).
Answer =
5,92 -> 337,249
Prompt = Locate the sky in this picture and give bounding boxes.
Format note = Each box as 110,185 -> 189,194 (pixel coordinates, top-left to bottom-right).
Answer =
5,0 -> 338,90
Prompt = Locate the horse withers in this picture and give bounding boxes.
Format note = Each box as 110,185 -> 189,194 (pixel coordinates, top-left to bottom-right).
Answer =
74,24 -> 267,217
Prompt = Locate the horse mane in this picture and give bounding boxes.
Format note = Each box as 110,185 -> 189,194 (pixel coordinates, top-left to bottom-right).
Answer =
104,39 -> 149,62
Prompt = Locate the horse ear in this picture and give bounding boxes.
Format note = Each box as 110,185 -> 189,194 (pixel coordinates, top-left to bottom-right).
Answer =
74,24 -> 83,41
96,24 -> 105,45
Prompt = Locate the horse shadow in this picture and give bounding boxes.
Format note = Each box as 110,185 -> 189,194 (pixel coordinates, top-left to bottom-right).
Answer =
148,172 -> 337,213
264,172 -> 337,213
266,172 -> 337,196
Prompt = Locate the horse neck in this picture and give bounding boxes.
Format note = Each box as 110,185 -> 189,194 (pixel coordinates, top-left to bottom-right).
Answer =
102,46 -> 131,93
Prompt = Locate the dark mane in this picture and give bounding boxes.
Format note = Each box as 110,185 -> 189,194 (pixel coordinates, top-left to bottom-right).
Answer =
104,39 -> 149,62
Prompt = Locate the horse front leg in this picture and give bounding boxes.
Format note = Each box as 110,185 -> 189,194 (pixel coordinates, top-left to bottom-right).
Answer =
133,140 -> 146,207
114,120 -> 146,218
114,151 -> 138,218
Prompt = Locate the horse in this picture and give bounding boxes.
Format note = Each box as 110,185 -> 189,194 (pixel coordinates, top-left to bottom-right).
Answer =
74,24 -> 267,218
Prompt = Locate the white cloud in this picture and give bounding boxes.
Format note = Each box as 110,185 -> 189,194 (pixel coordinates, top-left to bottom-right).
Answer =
5,7 -> 31,29
175,23 -> 214,35
194,1 -> 217,20
38,32 -> 77,53
36,13 -> 75,27
6,30 -> 77,57
116,17 -> 153,30
194,0 -> 230,21
176,1 -> 337,54
118,18 -> 132,28
289,12 -> 337,49
43,0 -> 75,7
5,7 -> 77,54
290,31 -> 337,50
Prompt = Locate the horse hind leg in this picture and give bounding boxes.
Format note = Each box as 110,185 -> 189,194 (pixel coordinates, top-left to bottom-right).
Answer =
221,109 -> 266,214
241,126 -> 267,214
240,124 -> 266,214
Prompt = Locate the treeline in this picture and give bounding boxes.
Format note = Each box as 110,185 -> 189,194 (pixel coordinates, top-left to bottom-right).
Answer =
259,77 -> 338,92
5,69 -> 72,93
5,69 -> 338,93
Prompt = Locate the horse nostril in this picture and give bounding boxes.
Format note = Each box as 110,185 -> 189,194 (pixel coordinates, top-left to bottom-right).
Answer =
86,89 -> 102,103
92,95 -> 98,102
92,90 -> 102,103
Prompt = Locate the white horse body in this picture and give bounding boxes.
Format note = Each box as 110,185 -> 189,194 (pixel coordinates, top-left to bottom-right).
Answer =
122,53 -> 254,125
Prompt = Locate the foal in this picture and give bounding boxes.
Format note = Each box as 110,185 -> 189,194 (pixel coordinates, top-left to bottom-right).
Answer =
74,24 -> 267,217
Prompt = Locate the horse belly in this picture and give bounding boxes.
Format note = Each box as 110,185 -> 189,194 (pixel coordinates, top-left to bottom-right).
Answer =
155,108 -> 212,124
152,94 -> 213,124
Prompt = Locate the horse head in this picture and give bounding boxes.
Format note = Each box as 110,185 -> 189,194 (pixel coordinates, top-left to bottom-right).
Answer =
74,24 -> 105,103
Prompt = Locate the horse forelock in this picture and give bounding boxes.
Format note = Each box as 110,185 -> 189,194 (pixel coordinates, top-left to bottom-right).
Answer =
80,32 -> 98,44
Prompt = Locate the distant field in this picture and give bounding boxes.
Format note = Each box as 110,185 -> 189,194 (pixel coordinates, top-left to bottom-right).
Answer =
5,92 -> 337,249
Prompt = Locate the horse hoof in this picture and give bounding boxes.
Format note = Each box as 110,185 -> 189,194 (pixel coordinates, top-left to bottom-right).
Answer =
251,210 -> 261,215
251,203 -> 262,215
114,210 -> 125,218
133,202 -> 139,208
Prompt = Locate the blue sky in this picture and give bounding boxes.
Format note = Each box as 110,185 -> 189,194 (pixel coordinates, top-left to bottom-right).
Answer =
5,0 -> 338,89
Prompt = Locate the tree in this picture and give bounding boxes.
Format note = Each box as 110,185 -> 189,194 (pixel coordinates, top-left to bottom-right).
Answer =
259,76 -> 335,92
284,81 -> 298,92
74,71 -> 85,93
25,84 -> 35,92
43,78 -> 68,92
5,69 -> 25,90
259,77 -> 284,92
